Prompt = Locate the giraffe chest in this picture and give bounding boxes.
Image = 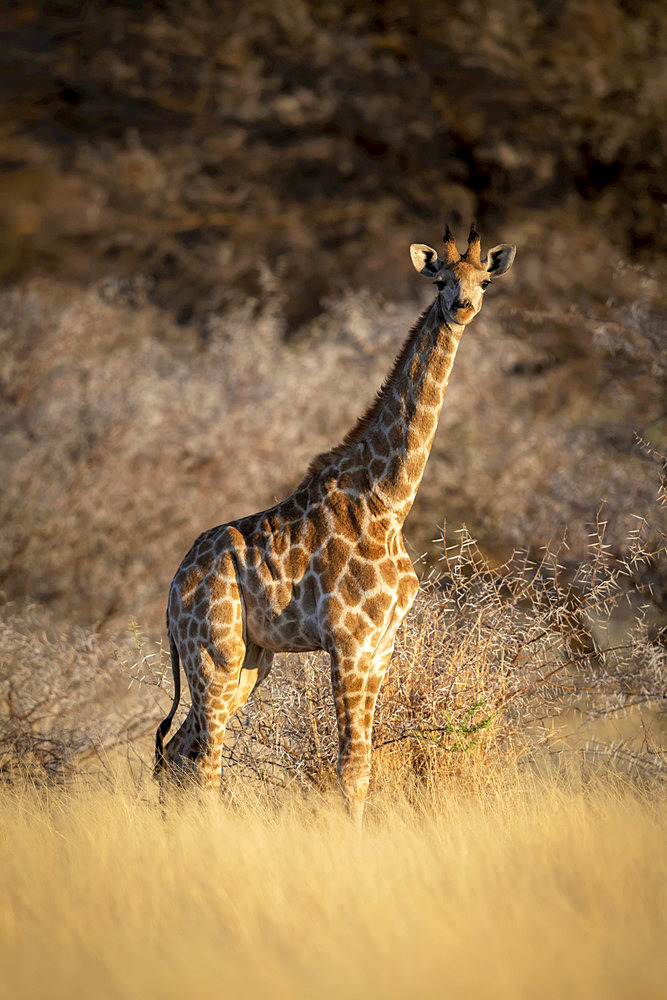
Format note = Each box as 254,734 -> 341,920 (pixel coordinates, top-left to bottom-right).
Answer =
240,523 -> 417,655
316,536 -> 418,653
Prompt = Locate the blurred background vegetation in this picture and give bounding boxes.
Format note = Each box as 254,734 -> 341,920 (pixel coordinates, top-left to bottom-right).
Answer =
0,0 -> 665,644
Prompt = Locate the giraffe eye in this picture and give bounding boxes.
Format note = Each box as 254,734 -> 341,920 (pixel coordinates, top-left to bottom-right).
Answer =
481,280 -> 492,290
434,280 -> 445,291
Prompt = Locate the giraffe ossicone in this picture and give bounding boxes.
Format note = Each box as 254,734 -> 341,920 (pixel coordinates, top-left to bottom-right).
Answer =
155,223 -> 516,825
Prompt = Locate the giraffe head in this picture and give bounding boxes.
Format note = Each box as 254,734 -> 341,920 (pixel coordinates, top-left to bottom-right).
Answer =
410,223 -> 515,326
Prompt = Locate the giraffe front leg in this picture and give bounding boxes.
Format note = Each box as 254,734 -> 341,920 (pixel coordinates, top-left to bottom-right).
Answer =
330,641 -> 394,828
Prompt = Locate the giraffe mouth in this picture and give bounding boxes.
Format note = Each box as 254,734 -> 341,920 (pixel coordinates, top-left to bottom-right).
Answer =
451,306 -> 476,325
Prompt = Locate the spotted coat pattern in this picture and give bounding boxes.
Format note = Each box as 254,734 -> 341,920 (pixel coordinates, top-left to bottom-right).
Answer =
155,225 -> 516,824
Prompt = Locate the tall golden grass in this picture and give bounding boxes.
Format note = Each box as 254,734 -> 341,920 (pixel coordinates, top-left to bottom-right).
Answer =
1,488 -> 664,999
0,763 -> 664,1000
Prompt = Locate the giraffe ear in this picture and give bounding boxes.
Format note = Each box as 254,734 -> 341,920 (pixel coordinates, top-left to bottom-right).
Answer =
484,244 -> 516,277
410,244 -> 442,277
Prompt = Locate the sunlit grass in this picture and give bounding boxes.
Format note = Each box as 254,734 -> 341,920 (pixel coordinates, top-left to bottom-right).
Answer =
0,764 -> 664,1000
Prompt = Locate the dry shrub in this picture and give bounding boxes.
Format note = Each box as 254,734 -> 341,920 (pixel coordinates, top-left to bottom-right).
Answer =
2,257 -> 664,632
3,500 -> 664,790
183,513 -> 665,793
0,606 -> 157,784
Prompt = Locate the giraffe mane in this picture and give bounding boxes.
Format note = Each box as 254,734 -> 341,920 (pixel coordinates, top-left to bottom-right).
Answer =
302,304 -> 434,481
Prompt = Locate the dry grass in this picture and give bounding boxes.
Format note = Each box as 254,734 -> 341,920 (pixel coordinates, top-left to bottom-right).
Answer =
1,420 -> 664,1000
0,763 -> 664,1000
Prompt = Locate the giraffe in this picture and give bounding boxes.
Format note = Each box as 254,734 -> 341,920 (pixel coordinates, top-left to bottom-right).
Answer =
155,223 -> 516,824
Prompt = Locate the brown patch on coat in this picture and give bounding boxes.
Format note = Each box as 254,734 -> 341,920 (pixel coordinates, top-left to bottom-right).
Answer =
363,592 -> 392,620
270,530 -> 289,557
379,560 -> 398,587
285,544 -> 310,578
180,566 -> 202,606
338,574 -> 363,607
347,556 -> 378,591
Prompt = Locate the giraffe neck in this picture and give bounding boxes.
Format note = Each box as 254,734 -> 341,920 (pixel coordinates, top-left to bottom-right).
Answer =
358,299 -> 464,521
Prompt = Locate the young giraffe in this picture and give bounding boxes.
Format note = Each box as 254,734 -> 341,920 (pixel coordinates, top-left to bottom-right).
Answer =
155,223 -> 516,824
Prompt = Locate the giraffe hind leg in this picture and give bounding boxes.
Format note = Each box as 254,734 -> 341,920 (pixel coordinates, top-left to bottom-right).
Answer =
164,554 -> 270,796
181,640 -> 248,794
156,545 -> 247,794
161,707 -> 199,785
172,641 -> 274,795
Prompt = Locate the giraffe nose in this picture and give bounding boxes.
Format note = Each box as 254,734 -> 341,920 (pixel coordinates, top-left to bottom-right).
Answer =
453,298 -> 472,311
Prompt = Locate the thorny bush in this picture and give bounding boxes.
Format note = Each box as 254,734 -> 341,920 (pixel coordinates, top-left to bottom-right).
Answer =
130,501 -> 666,791
3,498 -> 665,787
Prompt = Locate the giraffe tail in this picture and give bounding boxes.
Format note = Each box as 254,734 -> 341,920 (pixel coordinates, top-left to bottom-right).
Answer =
154,629 -> 182,778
